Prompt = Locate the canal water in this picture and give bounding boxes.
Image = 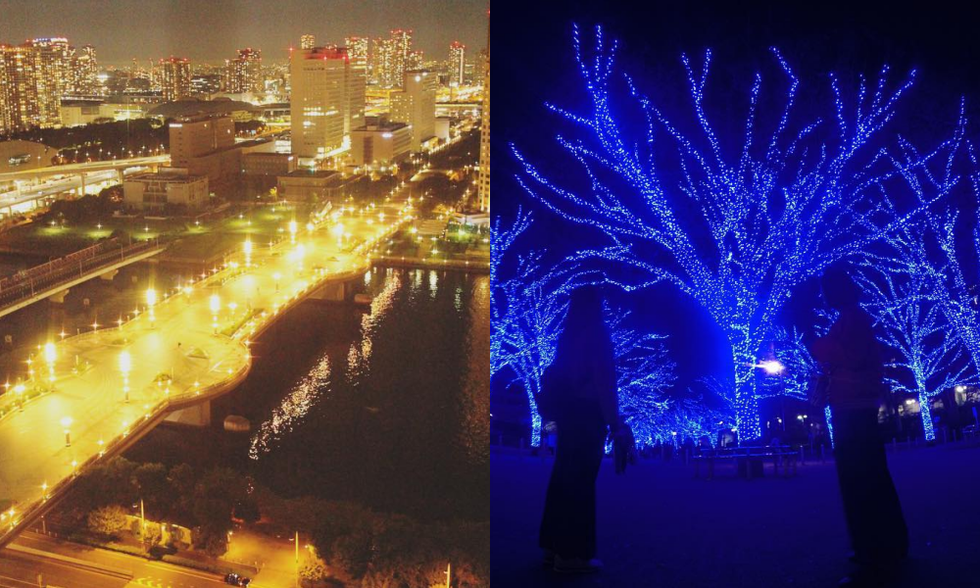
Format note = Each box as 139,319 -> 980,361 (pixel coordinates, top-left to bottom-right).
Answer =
0,252 -> 488,523
211,267 -> 489,522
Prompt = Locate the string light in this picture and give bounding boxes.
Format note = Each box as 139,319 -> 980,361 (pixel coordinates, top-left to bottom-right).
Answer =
855,226 -> 971,442
511,24 -> 963,443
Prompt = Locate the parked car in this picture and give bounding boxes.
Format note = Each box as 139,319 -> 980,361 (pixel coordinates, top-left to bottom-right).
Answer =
224,573 -> 251,586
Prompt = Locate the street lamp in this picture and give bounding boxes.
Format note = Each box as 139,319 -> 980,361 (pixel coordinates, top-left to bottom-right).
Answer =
757,360 -> 785,375
146,288 -> 157,322
61,416 -> 72,447
120,351 -> 131,403
44,342 -> 56,383
244,239 -> 253,267
210,294 -> 220,332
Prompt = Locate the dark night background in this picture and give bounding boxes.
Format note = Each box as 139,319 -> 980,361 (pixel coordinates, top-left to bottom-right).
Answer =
495,1 -> 980,429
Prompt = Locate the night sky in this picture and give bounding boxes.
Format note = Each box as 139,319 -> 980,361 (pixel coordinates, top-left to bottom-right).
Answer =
0,0 -> 488,63
496,2 -> 980,395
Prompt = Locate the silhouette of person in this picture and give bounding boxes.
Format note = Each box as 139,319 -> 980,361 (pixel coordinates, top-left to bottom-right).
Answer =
811,266 -> 908,586
538,286 -> 622,574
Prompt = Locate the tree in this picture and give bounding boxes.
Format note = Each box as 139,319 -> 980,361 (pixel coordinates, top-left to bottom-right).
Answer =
512,25 -> 964,442
132,463 -> 170,520
491,210 -> 572,445
191,468 -> 242,554
167,463 -> 196,525
854,232 -> 971,440
330,529 -> 373,580
87,505 -> 127,538
603,303 -> 683,446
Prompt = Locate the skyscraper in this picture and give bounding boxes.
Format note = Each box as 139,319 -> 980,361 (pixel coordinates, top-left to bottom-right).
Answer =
390,69 -> 436,152
29,37 -> 71,126
345,37 -> 369,71
227,48 -> 262,94
448,41 -> 466,86
300,34 -> 315,50
73,44 -> 99,95
290,44 -> 362,158
0,44 -> 41,133
390,29 -> 412,89
369,37 -> 391,87
478,12 -> 490,211
159,57 -> 191,101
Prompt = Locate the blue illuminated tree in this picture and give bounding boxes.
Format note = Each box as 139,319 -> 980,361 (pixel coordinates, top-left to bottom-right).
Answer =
512,24 -> 963,441
603,304 -> 678,446
854,236 -> 971,441
491,211 -> 571,446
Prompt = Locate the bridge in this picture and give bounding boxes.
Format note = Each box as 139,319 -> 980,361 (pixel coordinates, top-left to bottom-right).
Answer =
0,156 -> 169,214
0,238 -> 166,320
0,186 -> 413,548
0,156 -> 169,184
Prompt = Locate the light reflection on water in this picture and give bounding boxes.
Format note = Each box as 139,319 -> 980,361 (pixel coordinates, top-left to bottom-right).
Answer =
250,270 -> 402,460
248,353 -> 331,460
228,267 -> 488,520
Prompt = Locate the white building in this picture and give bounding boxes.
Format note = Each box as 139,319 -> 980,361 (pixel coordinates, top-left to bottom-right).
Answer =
123,170 -> 209,211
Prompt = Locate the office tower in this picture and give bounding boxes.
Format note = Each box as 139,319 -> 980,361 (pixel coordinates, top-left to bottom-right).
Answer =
73,44 -> 99,94
228,47 -> 262,93
448,41 -> 465,86
0,44 -> 42,133
388,29 -> 414,89
160,57 -> 191,101
346,61 -> 366,136
169,115 -> 236,166
345,37 -> 369,71
478,12 -> 490,211
390,69 -> 436,152
369,37 -> 390,87
290,44 -> 361,157
29,37 -> 71,126
300,34 -> 315,50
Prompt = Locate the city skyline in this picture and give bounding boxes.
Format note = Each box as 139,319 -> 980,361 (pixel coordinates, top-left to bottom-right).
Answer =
0,0 -> 488,63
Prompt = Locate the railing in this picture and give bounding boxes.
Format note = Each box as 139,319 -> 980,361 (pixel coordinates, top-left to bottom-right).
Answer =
0,239 -> 163,309
0,208 -> 410,548
369,254 -> 490,273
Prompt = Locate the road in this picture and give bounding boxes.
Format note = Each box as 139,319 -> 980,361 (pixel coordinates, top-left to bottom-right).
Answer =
1,531 -> 231,588
0,180 -> 414,547
0,156 -> 169,183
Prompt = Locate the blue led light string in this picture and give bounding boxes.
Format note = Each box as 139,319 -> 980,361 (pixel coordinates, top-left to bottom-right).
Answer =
512,24 -> 963,443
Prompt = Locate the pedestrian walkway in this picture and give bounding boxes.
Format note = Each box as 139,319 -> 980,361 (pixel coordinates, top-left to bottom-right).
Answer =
492,440 -> 980,587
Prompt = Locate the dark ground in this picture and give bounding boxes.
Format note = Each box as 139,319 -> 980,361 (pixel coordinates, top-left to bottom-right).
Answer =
492,439 -> 980,587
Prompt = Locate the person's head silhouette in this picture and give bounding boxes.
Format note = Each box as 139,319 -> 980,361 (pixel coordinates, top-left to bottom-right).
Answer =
820,266 -> 861,310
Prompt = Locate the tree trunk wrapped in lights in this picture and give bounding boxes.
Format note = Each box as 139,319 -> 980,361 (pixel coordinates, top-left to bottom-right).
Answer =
491,210 -> 571,446
512,24 -> 964,443
854,230 -> 971,441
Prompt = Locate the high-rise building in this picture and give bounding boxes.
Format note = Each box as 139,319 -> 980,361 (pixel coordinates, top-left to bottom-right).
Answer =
346,62 -> 366,137
300,34 -> 315,50
159,57 -> 191,101
290,44 -> 363,158
0,44 -> 41,133
478,12 -> 490,212
227,48 -> 262,93
73,44 -> 99,95
448,41 -> 465,86
390,29 -> 412,89
390,69 -> 436,152
369,37 -> 391,87
29,37 -> 71,126
169,115 -> 235,166
345,37 -> 369,70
